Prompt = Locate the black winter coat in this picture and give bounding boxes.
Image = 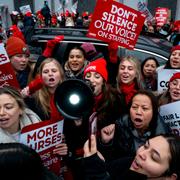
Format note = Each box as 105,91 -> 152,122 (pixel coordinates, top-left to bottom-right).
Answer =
82,153 -> 147,180
98,114 -> 171,161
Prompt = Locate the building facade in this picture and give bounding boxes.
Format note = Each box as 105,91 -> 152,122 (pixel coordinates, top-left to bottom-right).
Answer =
0,0 -> 180,20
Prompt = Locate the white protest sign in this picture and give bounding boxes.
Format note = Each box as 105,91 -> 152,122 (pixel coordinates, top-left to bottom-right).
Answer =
20,120 -> 64,153
158,69 -> 180,93
137,1 -> 153,22
160,101 -> 180,136
0,43 -> 19,88
19,5 -> 32,15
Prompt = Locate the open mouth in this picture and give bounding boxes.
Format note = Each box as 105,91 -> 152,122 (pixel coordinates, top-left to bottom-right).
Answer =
49,78 -> 55,82
131,158 -> 141,170
172,61 -> 179,66
0,118 -> 8,125
172,91 -> 180,97
121,76 -> 129,81
133,118 -> 143,127
71,63 -> 79,68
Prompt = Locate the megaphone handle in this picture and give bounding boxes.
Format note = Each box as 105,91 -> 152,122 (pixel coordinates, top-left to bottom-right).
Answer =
88,112 -> 97,149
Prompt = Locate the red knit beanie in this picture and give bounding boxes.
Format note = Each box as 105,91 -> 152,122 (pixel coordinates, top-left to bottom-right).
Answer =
170,72 -> 180,82
84,58 -> 108,82
171,45 -> 180,53
6,36 -> 29,57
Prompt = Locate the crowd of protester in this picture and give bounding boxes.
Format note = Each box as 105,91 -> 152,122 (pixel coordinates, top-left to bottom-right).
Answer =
0,1 -> 180,180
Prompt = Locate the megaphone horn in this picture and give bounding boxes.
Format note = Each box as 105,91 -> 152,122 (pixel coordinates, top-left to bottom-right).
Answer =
54,79 -> 94,120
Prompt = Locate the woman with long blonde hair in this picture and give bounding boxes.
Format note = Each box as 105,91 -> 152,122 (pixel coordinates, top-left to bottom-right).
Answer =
116,56 -> 144,105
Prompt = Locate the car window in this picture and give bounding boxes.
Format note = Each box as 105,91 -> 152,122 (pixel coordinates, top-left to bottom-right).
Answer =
123,48 -> 167,66
53,41 -> 109,66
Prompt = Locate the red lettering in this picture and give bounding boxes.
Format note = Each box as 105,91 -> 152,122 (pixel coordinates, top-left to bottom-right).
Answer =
51,134 -> 57,144
52,124 -> 58,134
45,137 -> 51,146
38,140 -> 44,150
37,129 -> 45,139
27,132 -> 37,143
46,127 -> 53,136
0,54 -> 7,62
57,133 -> 62,142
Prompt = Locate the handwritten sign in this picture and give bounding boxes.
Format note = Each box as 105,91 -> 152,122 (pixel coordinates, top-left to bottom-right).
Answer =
160,101 -> 180,136
158,69 -> 180,93
20,120 -> 64,176
88,0 -> 145,49
0,43 -> 19,88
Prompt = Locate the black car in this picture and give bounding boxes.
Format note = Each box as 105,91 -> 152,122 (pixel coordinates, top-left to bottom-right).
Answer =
29,27 -> 172,66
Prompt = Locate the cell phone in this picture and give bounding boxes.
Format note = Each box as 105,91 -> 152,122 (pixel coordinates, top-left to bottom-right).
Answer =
88,112 -> 97,148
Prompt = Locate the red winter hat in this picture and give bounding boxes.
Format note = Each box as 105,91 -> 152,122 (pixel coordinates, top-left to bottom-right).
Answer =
84,58 -> 108,82
169,72 -> 180,82
6,36 -> 29,57
171,45 -> 180,53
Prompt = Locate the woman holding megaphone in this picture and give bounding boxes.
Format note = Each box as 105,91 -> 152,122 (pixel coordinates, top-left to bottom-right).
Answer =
62,58 -> 125,180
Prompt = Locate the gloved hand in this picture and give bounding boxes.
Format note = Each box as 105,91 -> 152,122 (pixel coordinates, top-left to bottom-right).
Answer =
108,41 -> 119,63
21,75 -> 43,97
43,35 -> 64,57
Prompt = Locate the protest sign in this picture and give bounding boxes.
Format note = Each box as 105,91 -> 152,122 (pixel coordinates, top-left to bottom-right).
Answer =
160,101 -> 180,136
157,69 -> 180,93
137,1 -> 153,22
155,7 -> 169,27
20,120 -> 64,176
87,0 -> 145,49
0,43 -> 19,88
19,5 -> 32,15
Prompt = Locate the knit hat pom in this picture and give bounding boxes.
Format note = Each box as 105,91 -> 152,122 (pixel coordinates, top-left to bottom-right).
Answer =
84,58 -> 108,82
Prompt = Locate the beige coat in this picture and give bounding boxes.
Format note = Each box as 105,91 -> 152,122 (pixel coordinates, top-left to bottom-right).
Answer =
0,108 -> 41,143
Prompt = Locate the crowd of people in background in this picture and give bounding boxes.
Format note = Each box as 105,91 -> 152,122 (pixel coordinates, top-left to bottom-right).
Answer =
0,1 -> 180,180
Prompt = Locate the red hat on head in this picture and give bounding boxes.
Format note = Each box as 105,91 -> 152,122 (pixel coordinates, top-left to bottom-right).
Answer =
84,58 -> 108,82
170,72 -> 180,82
171,45 -> 180,53
6,36 -> 29,57
25,12 -> 32,17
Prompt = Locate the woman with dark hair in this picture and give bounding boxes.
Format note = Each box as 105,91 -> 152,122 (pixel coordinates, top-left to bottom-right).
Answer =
97,90 -> 170,161
83,134 -> 180,180
159,72 -> 180,106
141,57 -> 159,91
63,58 -> 125,180
0,143 -> 59,180
83,58 -> 125,130
157,45 -> 180,70
64,46 -> 89,80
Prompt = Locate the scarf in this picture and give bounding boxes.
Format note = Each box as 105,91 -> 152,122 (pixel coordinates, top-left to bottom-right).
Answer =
93,93 -> 103,112
120,82 -> 137,105
50,94 -> 64,122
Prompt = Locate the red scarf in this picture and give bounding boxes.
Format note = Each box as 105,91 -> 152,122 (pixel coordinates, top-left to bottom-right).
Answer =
120,82 -> 137,105
50,94 -> 64,122
93,93 -> 103,112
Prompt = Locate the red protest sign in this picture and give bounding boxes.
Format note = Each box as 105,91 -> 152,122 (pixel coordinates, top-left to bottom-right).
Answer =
155,7 -> 169,27
88,0 -> 145,49
20,120 -> 64,176
0,43 -> 19,88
